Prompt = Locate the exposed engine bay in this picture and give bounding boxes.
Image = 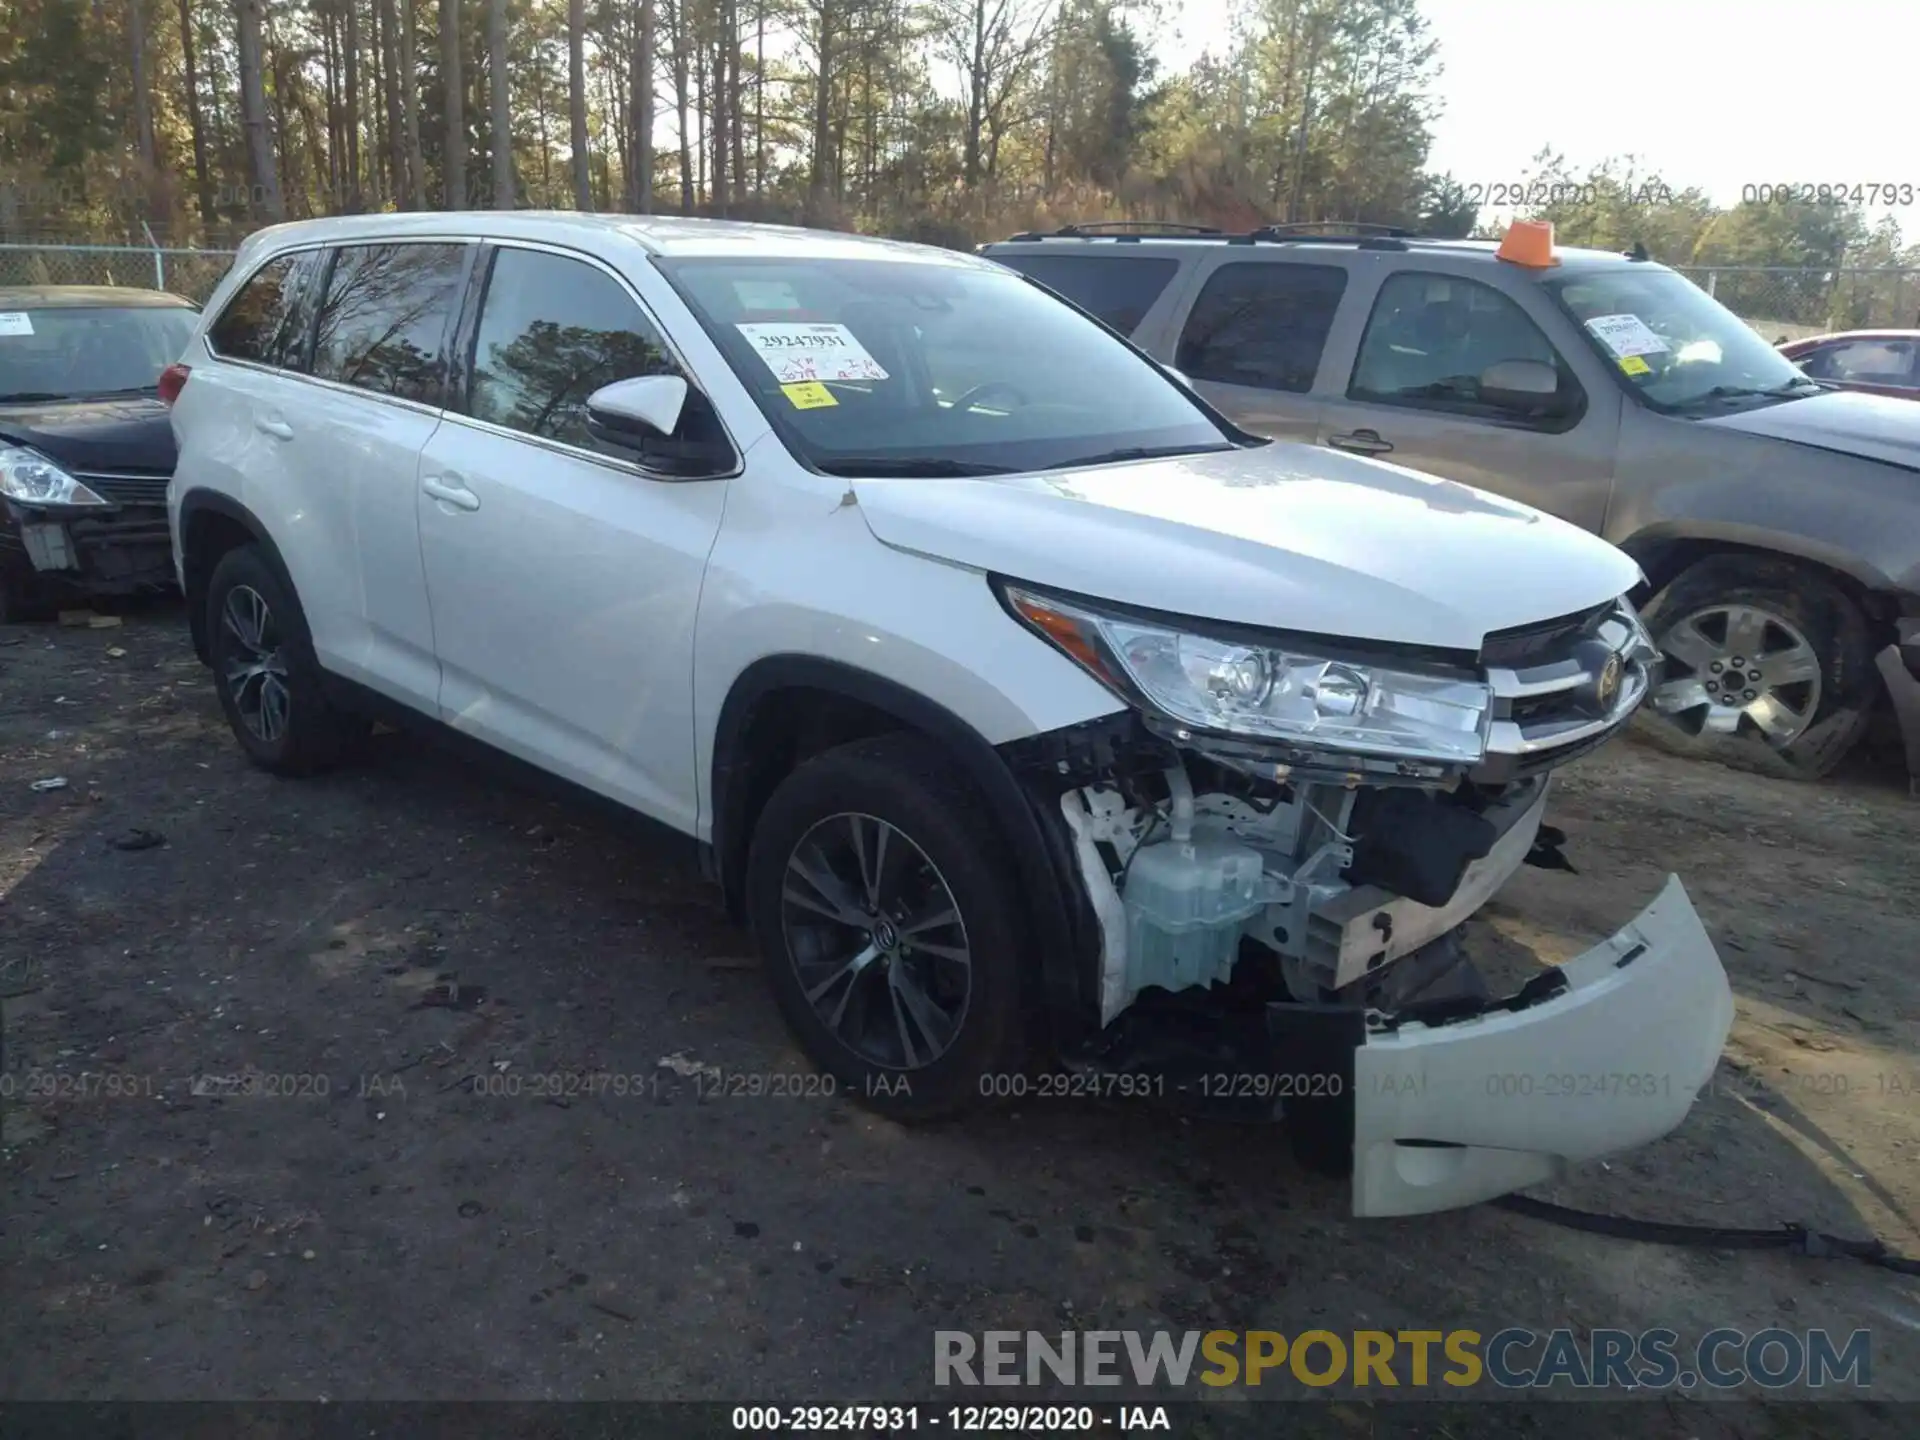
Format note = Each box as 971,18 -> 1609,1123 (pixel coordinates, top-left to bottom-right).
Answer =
1053,742 -> 1548,1027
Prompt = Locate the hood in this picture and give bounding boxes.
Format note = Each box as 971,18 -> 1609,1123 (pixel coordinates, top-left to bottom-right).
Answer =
1699,388 -> 1920,472
0,395 -> 176,474
852,443 -> 1641,653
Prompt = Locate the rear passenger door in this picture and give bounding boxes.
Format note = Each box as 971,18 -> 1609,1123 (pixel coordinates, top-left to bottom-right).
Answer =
1315,268 -> 1621,532
1167,259 -> 1349,441
415,243 -> 733,835
287,240 -> 473,706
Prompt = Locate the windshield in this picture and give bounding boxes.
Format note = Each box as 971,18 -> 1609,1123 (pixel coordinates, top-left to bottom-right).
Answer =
654,256 -> 1235,476
0,304 -> 199,401
1545,268 -> 1811,413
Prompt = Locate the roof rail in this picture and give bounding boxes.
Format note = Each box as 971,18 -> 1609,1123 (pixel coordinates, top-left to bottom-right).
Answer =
993,221 -> 1420,250
1002,221 -> 1225,242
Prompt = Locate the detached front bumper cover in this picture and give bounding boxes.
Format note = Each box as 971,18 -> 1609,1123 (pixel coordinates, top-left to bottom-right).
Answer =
1273,875 -> 1733,1218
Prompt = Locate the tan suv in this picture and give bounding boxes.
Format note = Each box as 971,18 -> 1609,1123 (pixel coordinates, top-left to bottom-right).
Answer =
984,221 -> 1920,787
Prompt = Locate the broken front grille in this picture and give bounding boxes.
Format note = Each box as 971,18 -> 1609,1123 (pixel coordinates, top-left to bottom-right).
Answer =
1475,601 -> 1657,779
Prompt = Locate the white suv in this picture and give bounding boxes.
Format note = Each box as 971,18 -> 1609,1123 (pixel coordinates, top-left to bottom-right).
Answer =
165,212 -> 1733,1217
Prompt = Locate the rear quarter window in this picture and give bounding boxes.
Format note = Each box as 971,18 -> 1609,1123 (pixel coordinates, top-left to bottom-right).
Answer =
990,252 -> 1179,334
208,250 -> 328,367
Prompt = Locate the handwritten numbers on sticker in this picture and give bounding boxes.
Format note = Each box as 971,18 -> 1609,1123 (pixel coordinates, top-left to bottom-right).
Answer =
1584,313 -> 1669,359
0,313 -> 34,337
1619,355 -> 1652,376
781,382 -> 839,410
735,323 -> 889,383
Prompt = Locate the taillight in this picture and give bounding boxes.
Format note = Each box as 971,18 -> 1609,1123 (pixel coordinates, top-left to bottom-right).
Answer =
158,362 -> 191,407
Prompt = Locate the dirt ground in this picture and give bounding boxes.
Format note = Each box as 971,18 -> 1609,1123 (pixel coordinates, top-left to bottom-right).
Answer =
2,602 -> 1917,1434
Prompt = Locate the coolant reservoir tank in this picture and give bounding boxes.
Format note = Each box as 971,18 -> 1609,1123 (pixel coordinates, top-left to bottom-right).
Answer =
1122,831 -> 1266,996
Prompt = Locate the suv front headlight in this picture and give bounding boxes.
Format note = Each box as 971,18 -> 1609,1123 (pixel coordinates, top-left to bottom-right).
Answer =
0,446 -> 108,507
1002,583 -> 1492,765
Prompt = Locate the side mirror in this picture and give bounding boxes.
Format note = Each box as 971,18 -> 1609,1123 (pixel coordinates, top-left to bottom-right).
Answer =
586,375 -> 688,446
1478,358 -> 1562,412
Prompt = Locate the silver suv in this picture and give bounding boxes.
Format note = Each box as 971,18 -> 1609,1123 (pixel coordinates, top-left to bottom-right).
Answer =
983,221 -> 1920,786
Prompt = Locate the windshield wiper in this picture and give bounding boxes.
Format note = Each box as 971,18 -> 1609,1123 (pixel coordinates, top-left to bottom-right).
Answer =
1672,377 -> 1820,409
1042,443 -> 1233,471
815,456 -> 1017,477
84,385 -> 160,397
0,391 -> 68,403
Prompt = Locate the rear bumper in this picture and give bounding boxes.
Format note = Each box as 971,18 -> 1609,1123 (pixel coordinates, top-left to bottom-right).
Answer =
1276,876 -> 1732,1217
2,500 -> 176,595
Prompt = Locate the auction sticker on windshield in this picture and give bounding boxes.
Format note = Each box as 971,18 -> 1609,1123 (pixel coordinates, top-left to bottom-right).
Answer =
1585,313 -> 1668,359
781,381 -> 839,409
736,322 -> 889,383
0,313 -> 34,337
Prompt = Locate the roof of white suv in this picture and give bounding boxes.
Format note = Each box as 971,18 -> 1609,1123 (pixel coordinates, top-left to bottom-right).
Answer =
237,210 -> 990,267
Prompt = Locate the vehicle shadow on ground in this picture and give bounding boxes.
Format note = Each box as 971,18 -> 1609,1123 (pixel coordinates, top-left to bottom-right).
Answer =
0,610 -> 1914,1417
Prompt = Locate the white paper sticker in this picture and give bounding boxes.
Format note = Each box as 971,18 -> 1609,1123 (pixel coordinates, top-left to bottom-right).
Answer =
735,322 -> 889,383
0,312 -> 35,337
1584,313 -> 1668,359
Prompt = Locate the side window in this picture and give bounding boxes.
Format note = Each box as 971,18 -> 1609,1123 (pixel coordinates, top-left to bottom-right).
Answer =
1349,271 -> 1583,425
311,242 -> 467,402
993,253 -> 1179,334
464,247 -> 686,451
1821,338 -> 1917,386
208,252 -> 326,366
1175,262 -> 1347,393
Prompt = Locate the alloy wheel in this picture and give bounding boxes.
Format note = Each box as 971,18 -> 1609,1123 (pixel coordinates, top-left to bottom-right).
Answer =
220,584 -> 292,744
779,812 -> 972,1070
1650,602 -> 1823,746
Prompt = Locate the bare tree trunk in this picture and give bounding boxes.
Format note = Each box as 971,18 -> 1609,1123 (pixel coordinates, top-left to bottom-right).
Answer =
710,12 -> 728,215
402,0 -> 424,207
727,0 -> 744,208
753,2 -> 764,195
807,0 -> 832,217
671,0 -> 692,213
375,0 -> 406,204
129,0 -> 158,184
177,0 -> 218,227
633,0 -> 654,211
343,0 -> 362,206
441,0 -> 465,205
490,0 -> 513,205
235,0 -> 285,219
568,0 -> 591,207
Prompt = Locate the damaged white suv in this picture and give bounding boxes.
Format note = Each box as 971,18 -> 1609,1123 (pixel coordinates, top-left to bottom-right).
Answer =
167,213 -> 1733,1217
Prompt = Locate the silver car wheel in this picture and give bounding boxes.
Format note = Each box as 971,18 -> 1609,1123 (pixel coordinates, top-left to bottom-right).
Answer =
1650,601 -> 1823,746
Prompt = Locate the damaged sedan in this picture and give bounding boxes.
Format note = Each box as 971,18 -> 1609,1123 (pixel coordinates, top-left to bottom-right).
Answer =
0,286 -> 198,621
166,213 -> 1733,1221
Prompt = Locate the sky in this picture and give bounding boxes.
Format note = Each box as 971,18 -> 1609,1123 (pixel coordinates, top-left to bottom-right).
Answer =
1154,0 -> 1920,231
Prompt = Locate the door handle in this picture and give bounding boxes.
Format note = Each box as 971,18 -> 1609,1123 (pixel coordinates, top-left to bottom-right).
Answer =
422,475 -> 481,512
1327,428 -> 1394,456
254,415 -> 294,441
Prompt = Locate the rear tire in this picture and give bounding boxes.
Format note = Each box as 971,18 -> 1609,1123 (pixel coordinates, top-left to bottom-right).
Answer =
206,545 -> 365,775
1633,554 -> 1874,779
745,733 -> 1029,1120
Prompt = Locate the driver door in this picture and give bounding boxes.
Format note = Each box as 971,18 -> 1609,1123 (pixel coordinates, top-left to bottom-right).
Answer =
1315,269 -> 1622,533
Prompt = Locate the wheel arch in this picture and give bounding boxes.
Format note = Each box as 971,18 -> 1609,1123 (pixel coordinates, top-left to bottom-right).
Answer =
177,489 -> 299,664
710,654 -> 1097,1048
1619,527 -> 1900,632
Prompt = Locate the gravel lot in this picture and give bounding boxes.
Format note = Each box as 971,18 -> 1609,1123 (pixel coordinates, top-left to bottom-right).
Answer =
2,603 -> 1917,1434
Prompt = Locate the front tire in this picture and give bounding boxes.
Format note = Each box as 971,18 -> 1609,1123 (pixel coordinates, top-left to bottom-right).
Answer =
745,733 -> 1029,1120
1633,554 -> 1874,779
206,545 -> 364,775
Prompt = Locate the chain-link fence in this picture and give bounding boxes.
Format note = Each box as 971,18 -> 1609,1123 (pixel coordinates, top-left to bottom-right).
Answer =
0,243 -> 238,304
1673,266 -> 1920,342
